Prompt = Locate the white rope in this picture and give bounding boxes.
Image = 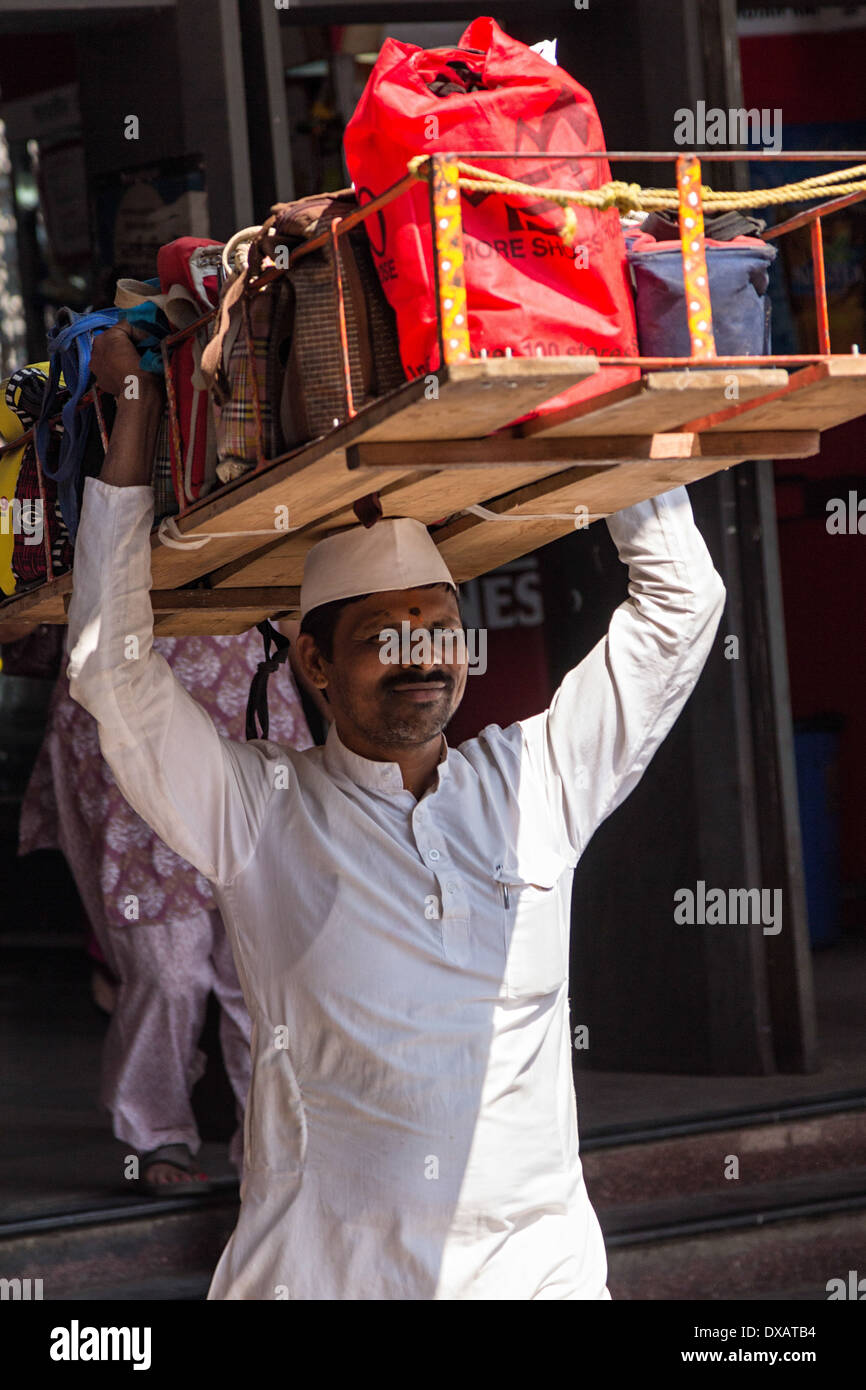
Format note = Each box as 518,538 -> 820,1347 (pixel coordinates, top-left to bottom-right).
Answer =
157,515 -> 299,550
157,504 -> 594,552
465,503 -> 596,524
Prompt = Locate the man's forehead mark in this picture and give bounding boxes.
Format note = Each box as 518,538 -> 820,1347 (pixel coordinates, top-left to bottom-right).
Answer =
409,607 -> 420,616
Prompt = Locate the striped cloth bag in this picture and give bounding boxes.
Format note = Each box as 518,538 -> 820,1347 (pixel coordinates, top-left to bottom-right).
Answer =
11,438 -> 73,588
206,275 -> 292,484
4,365 -> 73,590
151,406 -> 178,521
210,283 -> 289,482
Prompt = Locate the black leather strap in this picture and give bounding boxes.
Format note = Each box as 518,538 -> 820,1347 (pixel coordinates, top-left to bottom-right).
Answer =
245,619 -> 291,741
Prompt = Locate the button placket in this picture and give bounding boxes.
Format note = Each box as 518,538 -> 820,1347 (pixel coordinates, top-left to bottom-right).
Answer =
436,866 -> 470,965
412,809 -> 470,964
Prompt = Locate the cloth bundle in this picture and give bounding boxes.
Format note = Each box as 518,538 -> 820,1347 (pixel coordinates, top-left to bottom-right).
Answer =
0,363 -> 76,594
625,231 -> 778,358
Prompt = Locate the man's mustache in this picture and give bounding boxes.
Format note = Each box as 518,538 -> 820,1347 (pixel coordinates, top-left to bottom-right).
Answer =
383,669 -> 453,689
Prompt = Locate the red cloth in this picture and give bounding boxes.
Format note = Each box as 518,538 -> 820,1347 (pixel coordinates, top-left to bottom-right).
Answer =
157,238 -> 223,503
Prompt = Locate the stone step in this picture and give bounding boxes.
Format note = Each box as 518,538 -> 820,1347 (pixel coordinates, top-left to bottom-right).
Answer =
606,1202 -> 866,1301
582,1101 -> 866,1207
0,1192 -> 239,1302
3,1103 -> 864,1300
71,1273 -> 211,1301
591,1101 -> 866,1299
600,1163 -> 866,1237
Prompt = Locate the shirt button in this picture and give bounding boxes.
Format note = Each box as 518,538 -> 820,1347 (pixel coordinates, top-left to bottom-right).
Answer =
428,849 -> 441,861
446,882 -> 457,893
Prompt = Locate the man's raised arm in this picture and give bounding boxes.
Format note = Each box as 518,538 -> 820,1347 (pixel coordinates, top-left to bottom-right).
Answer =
65,326 -> 279,884
521,484 -> 727,861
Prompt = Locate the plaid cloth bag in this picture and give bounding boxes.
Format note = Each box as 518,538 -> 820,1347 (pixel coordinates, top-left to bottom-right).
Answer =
157,238 -> 223,505
210,279 -> 291,483
202,190 -> 404,483
151,406 -> 178,521
273,191 -> 405,448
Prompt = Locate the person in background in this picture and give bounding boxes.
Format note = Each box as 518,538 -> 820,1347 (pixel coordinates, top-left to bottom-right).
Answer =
18,626 -> 325,1193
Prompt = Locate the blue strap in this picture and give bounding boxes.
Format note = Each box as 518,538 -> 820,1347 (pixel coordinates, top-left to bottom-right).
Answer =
36,304 -> 168,543
123,296 -> 171,374
36,308 -> 122,541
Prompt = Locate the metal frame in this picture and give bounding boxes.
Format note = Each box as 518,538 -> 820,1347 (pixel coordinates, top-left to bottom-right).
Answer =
150,146 -> 864,520
2,147 -> 864,541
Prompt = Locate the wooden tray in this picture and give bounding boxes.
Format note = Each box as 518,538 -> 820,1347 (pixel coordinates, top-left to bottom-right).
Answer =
1,356 -> 862,639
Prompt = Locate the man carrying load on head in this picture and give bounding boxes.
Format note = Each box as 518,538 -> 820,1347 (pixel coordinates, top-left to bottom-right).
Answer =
66,323 -> 726,1300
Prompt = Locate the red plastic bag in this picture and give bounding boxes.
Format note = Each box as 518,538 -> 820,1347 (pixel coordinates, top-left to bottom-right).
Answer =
344,16 -> 639,419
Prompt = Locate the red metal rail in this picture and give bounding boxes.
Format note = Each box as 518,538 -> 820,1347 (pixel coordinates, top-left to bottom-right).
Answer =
5,151 -> 863,526
167,149 -> 863,516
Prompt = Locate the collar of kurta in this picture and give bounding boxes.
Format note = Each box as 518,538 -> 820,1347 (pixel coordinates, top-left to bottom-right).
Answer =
323,722 -> 450,797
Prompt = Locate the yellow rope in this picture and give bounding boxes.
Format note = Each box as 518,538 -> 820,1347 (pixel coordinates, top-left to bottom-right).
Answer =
407,154 -> 866,233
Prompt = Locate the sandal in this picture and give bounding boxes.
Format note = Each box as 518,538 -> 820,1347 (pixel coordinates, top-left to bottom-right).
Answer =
135,1143 -> 215,1197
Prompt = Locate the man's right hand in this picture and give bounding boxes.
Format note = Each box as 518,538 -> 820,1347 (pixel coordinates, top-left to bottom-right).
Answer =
90,321 -> 162,402
92,323 -> 165,489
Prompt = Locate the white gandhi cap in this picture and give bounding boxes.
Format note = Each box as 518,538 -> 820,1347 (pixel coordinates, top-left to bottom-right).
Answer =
300,517 -> 457,619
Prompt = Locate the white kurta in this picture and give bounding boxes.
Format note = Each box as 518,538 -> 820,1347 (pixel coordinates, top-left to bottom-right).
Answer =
66,476 -> 725,1300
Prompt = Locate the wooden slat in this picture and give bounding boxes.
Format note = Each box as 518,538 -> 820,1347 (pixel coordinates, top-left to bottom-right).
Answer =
149,446 -> 409,590
210,429 -> 817,591
151,587 -> 299,612
148,359 -> 602,591
0,572 -> 72,616
522,368 -> 789,438
152,610 -> 277,637
430,433 -> 816,580
0,573 -> 72,639
350,430 -> 818,471
685,358 -> 866,434
61,587 -> 300,615
359,356 -> 598,441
